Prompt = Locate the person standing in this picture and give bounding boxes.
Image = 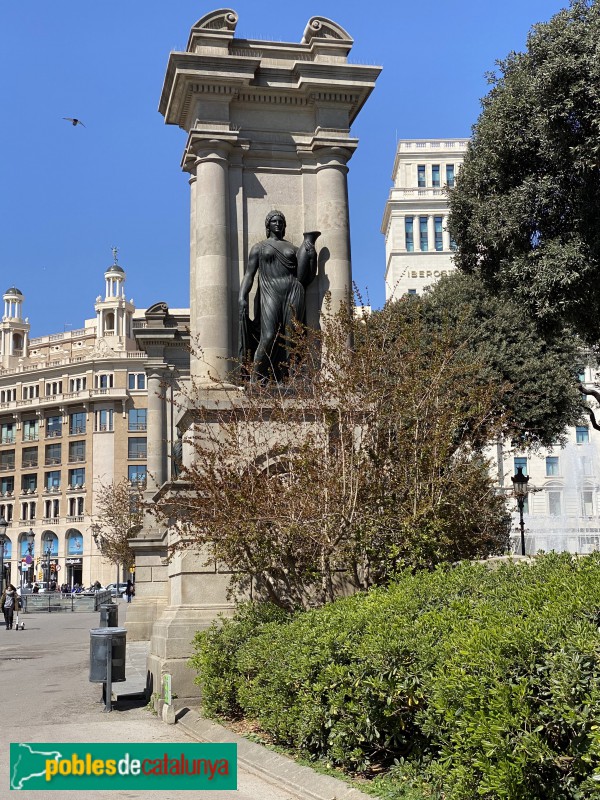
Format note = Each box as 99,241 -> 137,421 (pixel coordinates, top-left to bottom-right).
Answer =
125,580 -> 134,603
1,584 -> 18,630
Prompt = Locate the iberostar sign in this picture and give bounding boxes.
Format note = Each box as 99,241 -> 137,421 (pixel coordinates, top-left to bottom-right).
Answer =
10,743 -> 237,791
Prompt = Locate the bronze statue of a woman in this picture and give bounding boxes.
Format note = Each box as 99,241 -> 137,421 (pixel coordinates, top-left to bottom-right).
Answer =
239,210 -> 319,382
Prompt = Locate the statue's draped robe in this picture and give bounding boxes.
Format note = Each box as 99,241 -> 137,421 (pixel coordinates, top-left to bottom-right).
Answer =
240,238 -> 305,381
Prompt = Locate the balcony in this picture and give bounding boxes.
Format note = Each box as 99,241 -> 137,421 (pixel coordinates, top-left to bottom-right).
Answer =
23,433 -> 39,442
66,515 -> 84,523
128,452 -> 147,460
0,438 -> 15,446
42,517 -> 60,525
128,423 -> 147,431
19,488 -> 37,496
0,463 -> 15,472
22,460 -> 38,468
46,429 -> 62,438
68,455 -> 86,463
45,457 -> 61,466
43,486 -> 61,494
69,426 -> 86,436
67,483 -> 86,492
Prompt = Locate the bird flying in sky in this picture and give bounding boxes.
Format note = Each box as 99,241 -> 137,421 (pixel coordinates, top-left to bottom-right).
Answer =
63,117 -> 85,127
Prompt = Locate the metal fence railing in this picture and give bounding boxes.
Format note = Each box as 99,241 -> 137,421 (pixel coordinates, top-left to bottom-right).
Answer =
20,589 -> 113,613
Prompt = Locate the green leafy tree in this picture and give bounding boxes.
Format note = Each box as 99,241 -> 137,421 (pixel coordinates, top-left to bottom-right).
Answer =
153,304 -> 510,611
419,271 -> 584,448
448,0 -> 600,346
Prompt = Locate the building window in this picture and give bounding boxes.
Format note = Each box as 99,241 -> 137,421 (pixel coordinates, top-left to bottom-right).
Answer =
404,217 -> 414,252
128,373 -> 146,390
95,409 -> 114,432
128,465 -> 147,486
0,504 -> 13,521
545,456 -> 559,477
434,216 -> 443,251
514,456 -> 528,476
22,474 -> 37,492
446,164 -> 455,188
20,501 -> 36,521
548,491 -> 561,516
0,477 -> 14,494
521,495 -> 529,514
45,381 -> 62,396
419,216 -> 428,252
576,426 -> 590,444
0,450 -> 15,472
46,415 -> 62,438
23,419 -> 39,442
69,377 -> 87,392
22,384 -> 39,400
449,235 -> 457,251
431,164 -> 441,187
0,389 -> 16,403
69,412 -> 86,435
45,471 -> 61,491
68,496 -> 84,517
407,289 -> 417,295
1,423 -> 15,445
22,446 -> 38,468
68,468 -> 85,488
582,490 -> 594,517
45,443 -> 61,466
44,498 -> 60,519
580,456 -> 593,477
95,374 -> 114,389
128,408 -> 147,431
417,164 -> 426,188
128,437 -> 147,460
69,440 -> 86,462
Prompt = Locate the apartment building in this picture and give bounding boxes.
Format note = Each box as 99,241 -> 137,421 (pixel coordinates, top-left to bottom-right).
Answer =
0,260 -> 150,589
382,138 -> 600,555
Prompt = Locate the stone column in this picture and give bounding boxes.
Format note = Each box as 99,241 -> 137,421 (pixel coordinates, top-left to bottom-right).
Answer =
427,215 -> 435,253
315,147 -> 352,318
190,141 -> 231,384
146,368 -> 166,491
443,215 -> 451,252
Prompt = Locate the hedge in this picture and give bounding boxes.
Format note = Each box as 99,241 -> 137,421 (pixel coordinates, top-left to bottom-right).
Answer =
190,553 -> 600,799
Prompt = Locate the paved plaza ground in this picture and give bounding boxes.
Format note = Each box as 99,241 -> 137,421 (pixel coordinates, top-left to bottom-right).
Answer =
0,602 -> 369,800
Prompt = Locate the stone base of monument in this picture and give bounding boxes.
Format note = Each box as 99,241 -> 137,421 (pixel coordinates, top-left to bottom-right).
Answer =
124,597 -> 168,643
147,602 -> 236,708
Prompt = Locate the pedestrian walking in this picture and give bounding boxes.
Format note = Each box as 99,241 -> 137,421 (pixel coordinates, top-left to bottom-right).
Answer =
125,580 -> 134,603
1,584 -> 18,630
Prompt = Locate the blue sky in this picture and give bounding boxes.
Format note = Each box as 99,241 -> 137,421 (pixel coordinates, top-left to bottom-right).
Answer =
1,0 -> 566,336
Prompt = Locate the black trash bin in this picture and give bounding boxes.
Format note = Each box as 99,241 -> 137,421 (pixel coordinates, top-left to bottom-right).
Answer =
89,627 -> 127,683
99,603 -> 118,628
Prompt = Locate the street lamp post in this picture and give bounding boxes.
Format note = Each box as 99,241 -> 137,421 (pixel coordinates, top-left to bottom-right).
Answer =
511,466 -> 530,557
0,516 -> 8,595
22,529 -> 34,591
43,533 -> 53,588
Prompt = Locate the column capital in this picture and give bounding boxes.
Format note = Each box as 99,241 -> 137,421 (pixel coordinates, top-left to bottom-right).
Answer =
182,131 -> 239,173
313,144 -> 355,173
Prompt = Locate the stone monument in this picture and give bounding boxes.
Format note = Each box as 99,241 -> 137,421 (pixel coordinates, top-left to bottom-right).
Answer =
130,8 -> 381,709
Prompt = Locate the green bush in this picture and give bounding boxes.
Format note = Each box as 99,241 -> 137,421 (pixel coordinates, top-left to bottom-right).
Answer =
190,554 -> 600,799
188,600 -> 292,718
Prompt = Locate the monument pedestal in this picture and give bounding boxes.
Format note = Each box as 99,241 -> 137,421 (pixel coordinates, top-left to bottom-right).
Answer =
137,7 -> 380,706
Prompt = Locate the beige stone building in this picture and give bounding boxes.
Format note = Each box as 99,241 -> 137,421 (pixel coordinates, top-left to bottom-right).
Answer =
382,138 -> 600,555
382,139 -> 468,300
0,260 -> 165,590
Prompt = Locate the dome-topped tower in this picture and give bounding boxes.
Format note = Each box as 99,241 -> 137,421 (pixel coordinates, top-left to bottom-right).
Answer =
94,247 -> 136,348
1,286 -> 30,366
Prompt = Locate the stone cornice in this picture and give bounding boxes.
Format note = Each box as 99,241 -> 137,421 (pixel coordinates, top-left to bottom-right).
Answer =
160,51 -> 381,130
